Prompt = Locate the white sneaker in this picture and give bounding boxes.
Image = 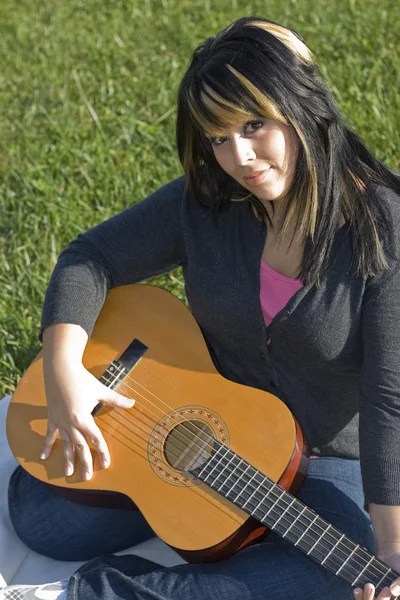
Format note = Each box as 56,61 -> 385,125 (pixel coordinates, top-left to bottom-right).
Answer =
0,582 -> 66,600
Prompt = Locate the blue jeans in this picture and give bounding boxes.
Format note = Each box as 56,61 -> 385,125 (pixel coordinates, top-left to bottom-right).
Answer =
8,458 -> 376,600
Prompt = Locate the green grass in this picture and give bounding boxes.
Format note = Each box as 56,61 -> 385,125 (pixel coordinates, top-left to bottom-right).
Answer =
1,0 -> 399,396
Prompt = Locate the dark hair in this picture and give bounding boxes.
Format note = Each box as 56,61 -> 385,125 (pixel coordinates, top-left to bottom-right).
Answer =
176,16 -> 400,284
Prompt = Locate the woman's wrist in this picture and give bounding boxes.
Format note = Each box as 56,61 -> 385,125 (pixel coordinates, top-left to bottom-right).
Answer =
376,541 -> 400,557
369,503 -> 400,555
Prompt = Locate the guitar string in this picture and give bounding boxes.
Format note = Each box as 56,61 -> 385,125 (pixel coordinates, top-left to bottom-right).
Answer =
97,398 -> 392,591
106,364 -> 395,584
98,362 -> 394,585
101,387 -> 396,593
97,411 -> 339,579
96,404 -> 248,524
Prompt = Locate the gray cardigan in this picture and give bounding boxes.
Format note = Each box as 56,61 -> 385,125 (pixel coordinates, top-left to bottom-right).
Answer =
42,176 -> 400,505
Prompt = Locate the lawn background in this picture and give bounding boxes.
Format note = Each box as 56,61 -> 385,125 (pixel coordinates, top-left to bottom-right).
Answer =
1,0 -> 399,396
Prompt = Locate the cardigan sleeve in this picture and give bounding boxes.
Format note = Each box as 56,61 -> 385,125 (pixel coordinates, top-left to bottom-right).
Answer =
41,176 -> 188,338
358,197 -> 400,505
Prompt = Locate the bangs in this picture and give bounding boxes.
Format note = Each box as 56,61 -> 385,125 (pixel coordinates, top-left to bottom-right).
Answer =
187,65 -> 288,137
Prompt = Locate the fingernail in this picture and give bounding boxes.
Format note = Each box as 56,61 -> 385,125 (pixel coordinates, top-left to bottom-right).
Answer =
391,585 -> 400,595
103,459 -> 110,468
125,400 -> 135,408
84,471 -> 92,481
40,452 -> 46,460
354,589 -> 362,595
65,465 -> 73,476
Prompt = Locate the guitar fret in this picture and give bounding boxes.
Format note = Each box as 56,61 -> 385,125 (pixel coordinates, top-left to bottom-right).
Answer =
351,556 -> 375,586
335,544 -> 359,575
217,457 -> 245,493
197,446 -> 229,480
211,458 -> 270,511
374,566 -> 393,591
259,489 -> 287,521
241,476 -> 266,510
250,489 -> 330,555
306,524 -> 332,556
294,515 -> 319,546
282,505 -> 307,538
272,506 -> 328,556
271,497 -> 297,528
251,482 -> 278,515
211,452 -> 237,490
257,498 -> 346,572
320,533 -> 345,565
293,521 -> 396,592
229,464 -> 253,501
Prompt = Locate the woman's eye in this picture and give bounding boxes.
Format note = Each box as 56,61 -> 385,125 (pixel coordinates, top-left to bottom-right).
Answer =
209,135 -> 228,147
245,120 -> 264,134
207,120 -> 263,147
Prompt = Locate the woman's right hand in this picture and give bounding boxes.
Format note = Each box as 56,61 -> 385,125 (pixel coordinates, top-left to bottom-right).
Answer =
41,359 -> 134,481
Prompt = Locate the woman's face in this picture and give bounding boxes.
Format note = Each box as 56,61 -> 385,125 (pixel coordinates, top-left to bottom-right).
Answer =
207,118 -> 299,209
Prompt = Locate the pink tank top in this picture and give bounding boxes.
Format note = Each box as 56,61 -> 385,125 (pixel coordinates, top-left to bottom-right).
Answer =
260,260 -> 303,328
260,261 -> 322,457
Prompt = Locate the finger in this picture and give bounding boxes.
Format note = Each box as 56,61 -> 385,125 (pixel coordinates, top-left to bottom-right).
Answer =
59,427 -> 75,477
81,420 -> 110,469
364,583 -> 375,600
354,584 -> 376,600
390,583 -> 400,598
40,420 -> 59,460
377,587 -> 392,599
102,387 -> 135,409
69,430 -> 94,481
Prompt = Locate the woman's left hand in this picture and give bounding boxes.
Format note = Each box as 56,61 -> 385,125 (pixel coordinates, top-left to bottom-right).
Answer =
353,552 -> 400,599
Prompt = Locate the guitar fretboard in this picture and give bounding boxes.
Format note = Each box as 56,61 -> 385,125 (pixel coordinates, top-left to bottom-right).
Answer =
190,441 -> 398,596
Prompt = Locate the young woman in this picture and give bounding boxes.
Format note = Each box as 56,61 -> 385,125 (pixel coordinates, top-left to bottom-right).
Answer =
5,15 -> 400,600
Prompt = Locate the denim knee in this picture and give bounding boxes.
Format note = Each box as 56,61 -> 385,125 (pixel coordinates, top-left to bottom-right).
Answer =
8,467 -> 37,548
7,466 -> 66,558
8,466 -> 155,561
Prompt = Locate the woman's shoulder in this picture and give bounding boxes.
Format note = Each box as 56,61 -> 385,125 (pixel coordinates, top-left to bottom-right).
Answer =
368,181 -> 400,275
370,181 -> 400,248
372,180 -> 400,220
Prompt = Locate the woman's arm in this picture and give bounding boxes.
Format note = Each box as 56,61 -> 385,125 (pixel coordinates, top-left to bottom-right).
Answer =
358,197 -> 400,506
41,323 -> 134,480
369,504 -> 400,558
353,507 -> 400,600
41,176 -> 188,339
355,188 -> 400,599
39,177 -> 188,476
43,322 -> 88,368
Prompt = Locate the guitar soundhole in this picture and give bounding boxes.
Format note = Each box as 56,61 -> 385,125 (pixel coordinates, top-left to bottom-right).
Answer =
164,420 -> 215,473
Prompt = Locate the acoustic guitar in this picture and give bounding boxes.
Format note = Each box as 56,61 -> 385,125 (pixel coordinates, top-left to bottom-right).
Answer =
6,284 -> 400,596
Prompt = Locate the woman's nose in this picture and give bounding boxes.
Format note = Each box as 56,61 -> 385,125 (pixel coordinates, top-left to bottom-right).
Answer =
231,136 -> 256,166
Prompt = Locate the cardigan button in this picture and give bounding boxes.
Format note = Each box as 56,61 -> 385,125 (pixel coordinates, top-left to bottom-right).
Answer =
270,380 -> 277,388
261,352 -> 266,360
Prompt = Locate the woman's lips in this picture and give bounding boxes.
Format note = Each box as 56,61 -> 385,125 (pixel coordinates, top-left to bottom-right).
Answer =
243,168 -> 271,185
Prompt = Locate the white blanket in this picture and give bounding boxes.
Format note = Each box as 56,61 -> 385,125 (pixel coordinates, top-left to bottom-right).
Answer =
0,395 -> 184,587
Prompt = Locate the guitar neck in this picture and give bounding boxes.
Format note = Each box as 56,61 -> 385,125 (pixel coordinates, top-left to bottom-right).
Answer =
190,441 -> 398,596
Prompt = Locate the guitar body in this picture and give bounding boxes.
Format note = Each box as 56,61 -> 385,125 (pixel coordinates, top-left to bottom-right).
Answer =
7,284 -> 308,562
